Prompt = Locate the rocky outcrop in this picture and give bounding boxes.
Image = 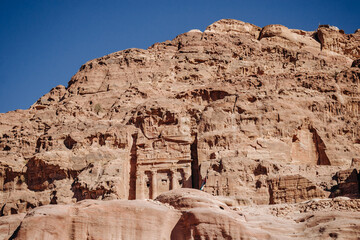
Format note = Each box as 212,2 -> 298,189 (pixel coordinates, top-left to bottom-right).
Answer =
317,25 -> 360,59
0,213 -> 25,239
14,199 -> 181,240
6,189 -> 360,240
268,175 -> 326,204
0,18 -> 360,239
330,168 -> 360,197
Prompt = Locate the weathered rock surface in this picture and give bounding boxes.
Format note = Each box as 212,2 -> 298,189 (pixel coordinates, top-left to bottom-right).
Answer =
268,175 -> 326,204
6,189 -> 360,240
0,213 -> 25,239
14,199 -> 180,240
317,25 -> 360,58
0,18 -> 360,239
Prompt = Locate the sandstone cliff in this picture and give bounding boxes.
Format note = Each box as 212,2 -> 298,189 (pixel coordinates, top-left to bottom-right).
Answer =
1,19 -> 360,239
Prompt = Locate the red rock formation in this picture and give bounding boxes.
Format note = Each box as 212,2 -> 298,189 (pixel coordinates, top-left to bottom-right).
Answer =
268,175 -> 326,204
0,19 -> 360,239
7,189 -> 360,240
15,200 -> 180,240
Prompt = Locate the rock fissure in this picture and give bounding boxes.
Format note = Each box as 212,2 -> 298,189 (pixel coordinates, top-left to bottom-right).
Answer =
129,133 -> 138,200
191,134 -> 200,189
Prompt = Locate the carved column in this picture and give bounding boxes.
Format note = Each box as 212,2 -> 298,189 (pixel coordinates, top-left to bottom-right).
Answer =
183,170 -> 192,188
151,170 -> 157,199
0,174 -> 3,191
135,171 -> 144,199
170,170 -> 175,190
136,171 -> 144,199
0,168 -> 4,191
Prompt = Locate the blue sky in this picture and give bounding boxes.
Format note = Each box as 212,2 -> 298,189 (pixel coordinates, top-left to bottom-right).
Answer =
0,0 -> 359,113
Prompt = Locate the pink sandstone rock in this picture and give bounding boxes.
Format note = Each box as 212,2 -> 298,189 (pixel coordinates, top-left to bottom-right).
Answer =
0,18 -> 360,239
15,200 -> 180,240
5,190 -> 360,240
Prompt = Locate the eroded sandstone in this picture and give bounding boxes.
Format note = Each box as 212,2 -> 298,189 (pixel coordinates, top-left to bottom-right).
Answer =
0,18 -> 360,239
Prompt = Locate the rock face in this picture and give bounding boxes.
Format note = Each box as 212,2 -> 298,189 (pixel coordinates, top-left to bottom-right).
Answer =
0,19 -> 360,239
317,25 -> 360,58
268,175 -> 326,204
8,189 -> 360,240
15,199 -> 180,240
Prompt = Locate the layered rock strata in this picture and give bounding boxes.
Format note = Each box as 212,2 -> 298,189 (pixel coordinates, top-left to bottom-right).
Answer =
0,18 -> 360,239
